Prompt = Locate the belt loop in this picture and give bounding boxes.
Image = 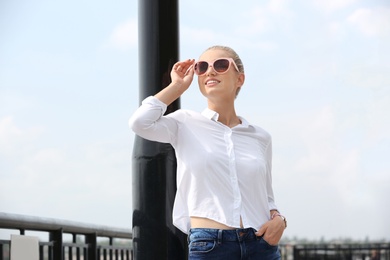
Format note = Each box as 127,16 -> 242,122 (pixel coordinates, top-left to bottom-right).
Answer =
217,229 -> 223,245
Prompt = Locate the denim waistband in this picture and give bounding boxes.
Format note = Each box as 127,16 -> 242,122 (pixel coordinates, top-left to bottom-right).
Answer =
188,228 -> 259,242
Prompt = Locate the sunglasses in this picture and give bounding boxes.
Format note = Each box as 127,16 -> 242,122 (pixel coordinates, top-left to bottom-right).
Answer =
194,58 -> 239,76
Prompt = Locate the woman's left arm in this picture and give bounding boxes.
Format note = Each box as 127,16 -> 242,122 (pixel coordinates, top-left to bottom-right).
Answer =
255,138 -> 286,244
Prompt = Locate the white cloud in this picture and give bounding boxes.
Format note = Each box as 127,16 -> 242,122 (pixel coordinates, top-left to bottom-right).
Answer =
243,7 -> 270,34
235,0 -> 294,36
0,116 -> 23,144
263,99 -> 390,239
27,148 -> 65,166
105,18 -> 138,51
291,101 -> 390,190
268,0 -> 290,13
347,7 -> 390,37
295,106 -> 335,171
364,93 -> 390,146
0,116 -> 132,227
180,1 -> 293,53
180,26 -> 220,47
327,21 -> 344,39
312,0 -> 357,12
0,116 -> 45,157
343,62 -> 390,91
180,25 -> 278,54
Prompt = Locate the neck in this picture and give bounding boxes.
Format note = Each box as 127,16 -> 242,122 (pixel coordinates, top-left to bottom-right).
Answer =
208,100 -> 240,127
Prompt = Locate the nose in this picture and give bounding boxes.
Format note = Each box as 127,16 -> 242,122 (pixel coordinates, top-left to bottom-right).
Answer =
205,64 -> 216,76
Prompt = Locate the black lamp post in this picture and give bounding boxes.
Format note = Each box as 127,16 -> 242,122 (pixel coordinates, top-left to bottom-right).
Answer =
132,0 -> 187,259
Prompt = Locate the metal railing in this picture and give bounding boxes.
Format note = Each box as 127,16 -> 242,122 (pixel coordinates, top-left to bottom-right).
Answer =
0,212 -> 132,260
1,212 -> 390,260
287,242 -> 390,260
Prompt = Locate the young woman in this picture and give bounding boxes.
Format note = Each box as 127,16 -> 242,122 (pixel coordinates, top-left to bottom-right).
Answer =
129,46 -> 286,259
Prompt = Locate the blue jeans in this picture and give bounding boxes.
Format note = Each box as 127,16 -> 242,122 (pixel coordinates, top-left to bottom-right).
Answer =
188,228 -> 281,260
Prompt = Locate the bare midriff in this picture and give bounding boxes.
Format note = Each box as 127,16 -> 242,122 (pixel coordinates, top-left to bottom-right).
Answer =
190,216 -> 244,230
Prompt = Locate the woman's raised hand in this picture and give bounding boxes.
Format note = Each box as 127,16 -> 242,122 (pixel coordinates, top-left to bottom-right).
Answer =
154,59 -> 195,105
171,59 -> 195,91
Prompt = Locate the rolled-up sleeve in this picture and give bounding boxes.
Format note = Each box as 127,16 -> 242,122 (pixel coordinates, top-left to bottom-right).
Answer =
129,96 -> 178,144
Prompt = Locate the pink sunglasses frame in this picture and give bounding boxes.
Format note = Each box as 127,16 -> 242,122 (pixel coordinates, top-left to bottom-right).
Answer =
194,57 -> 240,76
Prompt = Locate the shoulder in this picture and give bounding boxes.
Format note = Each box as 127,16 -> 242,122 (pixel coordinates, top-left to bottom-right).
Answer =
252,125 -> 272,146
252,125 -> 271,139
240,117 -> 272,144
166,109 -> 203,121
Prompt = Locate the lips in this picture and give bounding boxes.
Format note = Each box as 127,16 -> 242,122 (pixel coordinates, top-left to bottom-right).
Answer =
205,79 -> 220,86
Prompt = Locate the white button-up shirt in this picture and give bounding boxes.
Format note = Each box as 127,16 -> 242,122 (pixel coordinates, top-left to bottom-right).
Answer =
129,96 -> 278,234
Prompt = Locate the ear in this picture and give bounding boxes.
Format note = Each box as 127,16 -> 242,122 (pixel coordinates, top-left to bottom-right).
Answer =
236,73 -> 245,88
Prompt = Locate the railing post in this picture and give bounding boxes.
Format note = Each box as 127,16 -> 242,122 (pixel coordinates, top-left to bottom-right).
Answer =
85,233 -> 97,260
133,0 -> 187,259
49,228 -> 63,260
109,237 -> 114,259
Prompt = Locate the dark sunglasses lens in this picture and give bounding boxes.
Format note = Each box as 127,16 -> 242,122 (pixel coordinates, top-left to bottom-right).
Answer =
196,61 -> 209,75
214,59 -> 230,73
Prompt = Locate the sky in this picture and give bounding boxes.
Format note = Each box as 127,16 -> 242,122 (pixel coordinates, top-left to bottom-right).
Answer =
1,0 -> 389,241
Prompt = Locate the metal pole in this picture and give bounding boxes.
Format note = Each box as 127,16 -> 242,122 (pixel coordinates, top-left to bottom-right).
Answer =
133,0 -> 187,259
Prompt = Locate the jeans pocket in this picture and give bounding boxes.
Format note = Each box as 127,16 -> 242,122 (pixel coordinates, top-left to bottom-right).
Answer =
189,239 -> 216,254
261,237 -> 278,248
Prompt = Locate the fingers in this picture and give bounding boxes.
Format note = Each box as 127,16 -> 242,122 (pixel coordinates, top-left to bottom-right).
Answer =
173,59 -> 195,74
255,224 -> 267,237
256,220 -> 284,245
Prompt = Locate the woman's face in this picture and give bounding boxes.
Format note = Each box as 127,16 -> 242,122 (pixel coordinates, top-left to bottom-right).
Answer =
197,49 -> 244,102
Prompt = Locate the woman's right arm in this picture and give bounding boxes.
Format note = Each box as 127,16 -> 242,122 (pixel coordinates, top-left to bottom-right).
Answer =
129,59 -> 195,143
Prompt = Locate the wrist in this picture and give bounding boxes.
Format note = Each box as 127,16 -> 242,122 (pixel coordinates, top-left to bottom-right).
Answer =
155,81 -> 186,105
271,212 -> 287,229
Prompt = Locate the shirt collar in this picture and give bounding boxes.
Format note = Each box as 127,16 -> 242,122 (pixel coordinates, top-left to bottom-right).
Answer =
201,108 -> 219,121
201,108 -> 252,128
238,116 -> 251,128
